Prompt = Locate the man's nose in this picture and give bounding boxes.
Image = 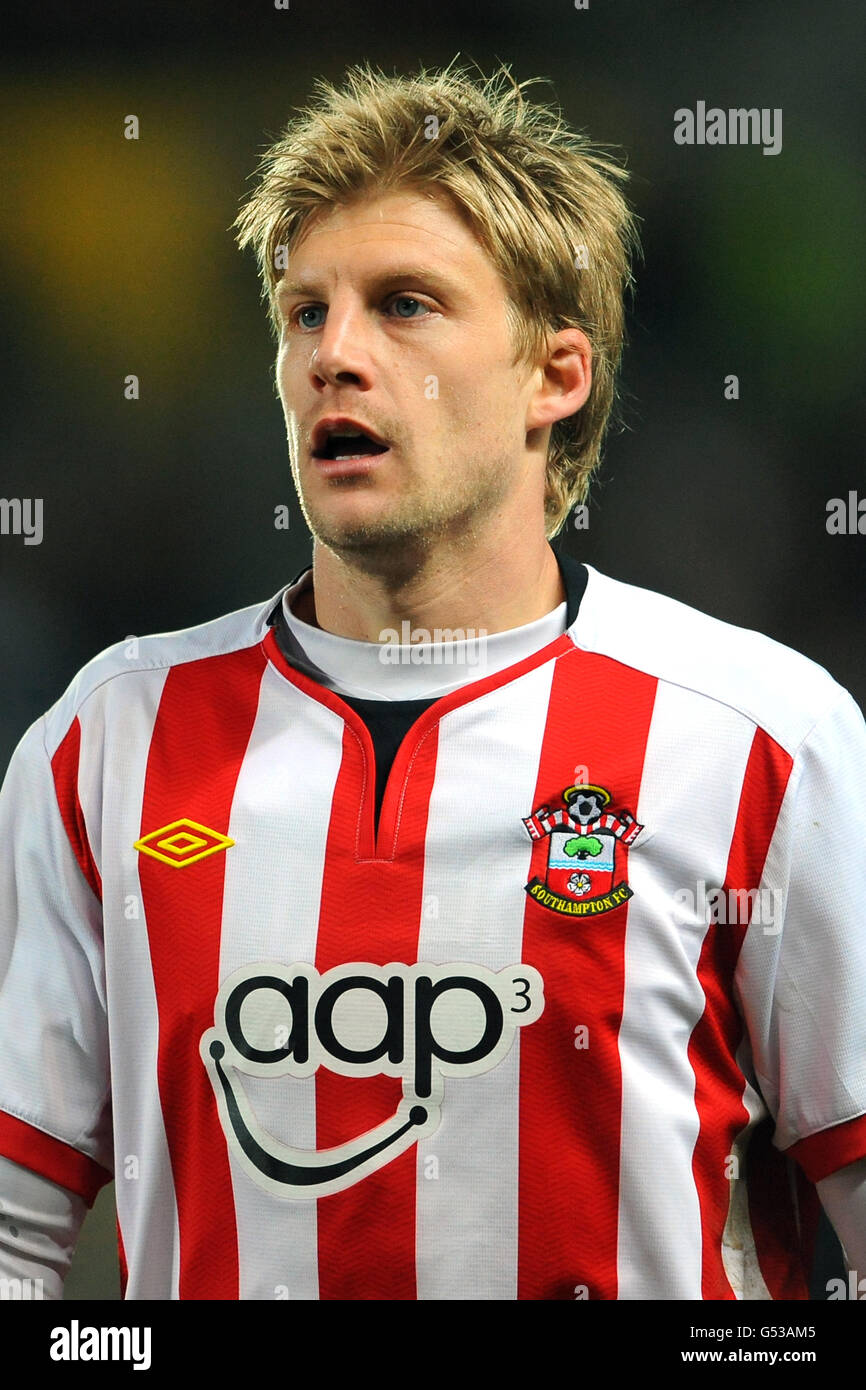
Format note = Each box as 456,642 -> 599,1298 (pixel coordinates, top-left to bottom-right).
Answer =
310,302 -> 374,390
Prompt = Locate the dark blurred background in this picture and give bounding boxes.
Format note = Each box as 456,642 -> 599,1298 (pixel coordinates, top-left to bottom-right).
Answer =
0,0 -> 862,1300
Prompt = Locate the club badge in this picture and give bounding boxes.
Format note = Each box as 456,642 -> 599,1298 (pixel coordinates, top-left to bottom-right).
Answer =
522,784 -> 643,917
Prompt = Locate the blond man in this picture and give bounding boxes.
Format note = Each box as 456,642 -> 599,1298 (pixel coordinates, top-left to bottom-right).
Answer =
0,62 -> 864,1302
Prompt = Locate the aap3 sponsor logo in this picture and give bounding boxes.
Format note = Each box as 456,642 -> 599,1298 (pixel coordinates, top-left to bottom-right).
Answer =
202,960 -> 544,1198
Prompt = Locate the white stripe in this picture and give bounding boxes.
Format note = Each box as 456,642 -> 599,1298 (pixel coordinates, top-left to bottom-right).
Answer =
415,662 -> 556,1299
80,669 -> 183,1299
577,566 -> 842,756
219,666 -> 345,1300
616,683 -> 756,1298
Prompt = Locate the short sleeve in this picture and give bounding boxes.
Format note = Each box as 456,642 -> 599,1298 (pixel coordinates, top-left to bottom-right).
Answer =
736,688 -> 866,1182
0,716 -> 112,1204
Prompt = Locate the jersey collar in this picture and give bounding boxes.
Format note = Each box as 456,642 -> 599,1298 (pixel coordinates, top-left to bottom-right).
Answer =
267,543 -> 588,653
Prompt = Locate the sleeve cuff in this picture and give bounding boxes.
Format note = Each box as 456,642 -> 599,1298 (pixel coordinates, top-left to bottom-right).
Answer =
0,1110 -> 112,1207
787,1112 -> 866,1182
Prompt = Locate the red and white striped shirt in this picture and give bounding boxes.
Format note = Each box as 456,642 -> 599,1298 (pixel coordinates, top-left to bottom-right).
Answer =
0,554 -> 864,1299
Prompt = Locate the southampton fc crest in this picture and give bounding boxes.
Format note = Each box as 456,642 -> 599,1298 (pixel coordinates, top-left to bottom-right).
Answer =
522,784 -> 643,917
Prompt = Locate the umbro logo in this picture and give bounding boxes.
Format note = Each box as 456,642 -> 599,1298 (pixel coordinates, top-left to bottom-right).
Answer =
134,818 -> 234,868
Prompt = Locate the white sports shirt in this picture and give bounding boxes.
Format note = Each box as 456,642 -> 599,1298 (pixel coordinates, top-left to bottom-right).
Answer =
0,552 -> 864,1300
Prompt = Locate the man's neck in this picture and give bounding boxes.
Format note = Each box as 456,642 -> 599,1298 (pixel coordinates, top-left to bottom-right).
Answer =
296,538 -> 566,641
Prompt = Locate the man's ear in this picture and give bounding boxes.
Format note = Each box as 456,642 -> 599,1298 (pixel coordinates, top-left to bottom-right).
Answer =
525,327 -> 592,432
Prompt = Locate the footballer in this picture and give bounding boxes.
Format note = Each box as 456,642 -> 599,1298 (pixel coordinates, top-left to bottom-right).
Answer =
0,62 -> 864,1300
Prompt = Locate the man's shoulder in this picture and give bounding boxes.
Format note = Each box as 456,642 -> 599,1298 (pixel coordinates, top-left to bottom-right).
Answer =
41,590 -> 285,755
573,565 -> 852,755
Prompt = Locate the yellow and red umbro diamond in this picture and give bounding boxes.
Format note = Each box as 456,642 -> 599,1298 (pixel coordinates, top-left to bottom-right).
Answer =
134,818 -> 235,868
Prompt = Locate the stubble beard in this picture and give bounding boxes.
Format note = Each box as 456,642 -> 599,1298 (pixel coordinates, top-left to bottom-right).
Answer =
293,446 -> 510,584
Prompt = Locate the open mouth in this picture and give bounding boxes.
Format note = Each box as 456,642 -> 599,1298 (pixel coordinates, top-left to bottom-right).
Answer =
312,430 -> 389,462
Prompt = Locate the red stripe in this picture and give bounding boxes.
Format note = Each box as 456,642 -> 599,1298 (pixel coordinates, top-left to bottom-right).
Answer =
138,645 -> 267,1299
50,718 -> 102,901
789,1112 -> 866,1182
313,700 -> 438,1300
688,728 -> 793,1298
517,651 -> 657,1299
117,1215 -> 128,1299
0,1110 -> 111,1206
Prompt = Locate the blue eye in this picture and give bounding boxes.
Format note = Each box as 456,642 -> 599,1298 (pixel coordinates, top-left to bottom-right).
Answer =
390,297 -> 428,318
292,297 -> 430,329
298,305 -> 326,329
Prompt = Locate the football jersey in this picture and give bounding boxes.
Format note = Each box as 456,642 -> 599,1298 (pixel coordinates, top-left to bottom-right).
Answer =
0,551 -> 864,1300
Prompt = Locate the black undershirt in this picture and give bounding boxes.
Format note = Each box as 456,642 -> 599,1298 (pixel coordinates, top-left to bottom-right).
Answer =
270,548 -> 588,837
338,694 -> 438,831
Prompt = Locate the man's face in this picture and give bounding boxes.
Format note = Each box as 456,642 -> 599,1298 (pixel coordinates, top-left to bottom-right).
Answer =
275,188 -> 548,566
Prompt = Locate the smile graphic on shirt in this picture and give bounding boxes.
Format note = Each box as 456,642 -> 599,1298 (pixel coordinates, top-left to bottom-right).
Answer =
201,960 -> 544,1198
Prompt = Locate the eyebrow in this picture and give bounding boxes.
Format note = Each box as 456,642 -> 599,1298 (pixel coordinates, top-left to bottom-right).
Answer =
274,266 -> 459,302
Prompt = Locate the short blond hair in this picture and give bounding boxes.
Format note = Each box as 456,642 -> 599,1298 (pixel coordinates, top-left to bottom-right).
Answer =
235,60 -> 640,538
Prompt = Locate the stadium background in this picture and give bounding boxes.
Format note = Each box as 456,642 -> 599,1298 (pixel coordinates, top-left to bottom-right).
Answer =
0,0 -> 862,1299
